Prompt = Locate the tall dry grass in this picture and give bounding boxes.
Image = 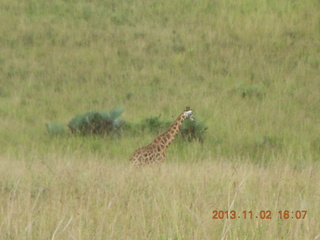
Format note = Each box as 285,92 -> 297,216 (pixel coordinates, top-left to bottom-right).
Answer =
0,154 -> 319,239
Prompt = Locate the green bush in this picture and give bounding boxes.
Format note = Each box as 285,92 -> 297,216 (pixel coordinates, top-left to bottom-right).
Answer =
122,115 -> 171,136
123,114 -> 207,142
46,122 -> 67,135
66,107 -> 125,136
46,108 -> 207,142
46,108 -> 125,136
140,115 -> 171,133
180,119 -> 208,143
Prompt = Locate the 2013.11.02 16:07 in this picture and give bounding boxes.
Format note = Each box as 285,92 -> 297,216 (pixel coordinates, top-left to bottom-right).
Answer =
212,210 -> 307,219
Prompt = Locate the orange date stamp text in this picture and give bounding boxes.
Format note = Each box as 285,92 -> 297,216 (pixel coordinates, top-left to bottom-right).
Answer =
212,210 -> 307,220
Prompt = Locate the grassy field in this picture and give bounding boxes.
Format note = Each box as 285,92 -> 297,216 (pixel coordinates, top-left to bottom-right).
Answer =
0,0 -> 320,239
0,156 -> 319,239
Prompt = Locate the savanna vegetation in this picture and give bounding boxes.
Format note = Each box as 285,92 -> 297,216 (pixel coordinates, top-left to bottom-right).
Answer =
0,0 -> 319,239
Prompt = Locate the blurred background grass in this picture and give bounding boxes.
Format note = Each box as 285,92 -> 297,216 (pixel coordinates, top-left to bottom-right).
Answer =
0,0 -> 319,162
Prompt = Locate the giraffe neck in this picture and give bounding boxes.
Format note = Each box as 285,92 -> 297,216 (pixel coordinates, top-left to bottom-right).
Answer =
152,113 -> 185,150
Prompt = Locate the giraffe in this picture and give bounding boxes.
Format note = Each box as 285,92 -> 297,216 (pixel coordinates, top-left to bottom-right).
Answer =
129,107 -> 195,166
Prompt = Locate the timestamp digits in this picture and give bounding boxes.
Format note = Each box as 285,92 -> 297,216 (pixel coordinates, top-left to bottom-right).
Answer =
212,210 -> 307,220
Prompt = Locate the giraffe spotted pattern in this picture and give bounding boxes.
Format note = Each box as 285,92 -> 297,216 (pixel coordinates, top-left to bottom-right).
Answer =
129,107 -> 195,166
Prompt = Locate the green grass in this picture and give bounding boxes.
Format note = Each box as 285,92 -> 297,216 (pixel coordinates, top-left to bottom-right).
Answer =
0,0 -> 319,239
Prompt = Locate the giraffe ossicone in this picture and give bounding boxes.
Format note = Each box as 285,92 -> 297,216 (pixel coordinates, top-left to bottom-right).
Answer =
129,107 -> 195,166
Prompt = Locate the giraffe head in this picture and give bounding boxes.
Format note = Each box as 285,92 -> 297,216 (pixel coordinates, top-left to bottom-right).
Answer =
182,107 -> 195,121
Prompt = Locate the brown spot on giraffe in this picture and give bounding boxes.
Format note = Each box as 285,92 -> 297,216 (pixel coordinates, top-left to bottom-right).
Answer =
129,107 -> 195,166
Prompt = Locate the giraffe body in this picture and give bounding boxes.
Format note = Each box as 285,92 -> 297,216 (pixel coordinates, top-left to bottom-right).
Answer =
129,107 -> 195,166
